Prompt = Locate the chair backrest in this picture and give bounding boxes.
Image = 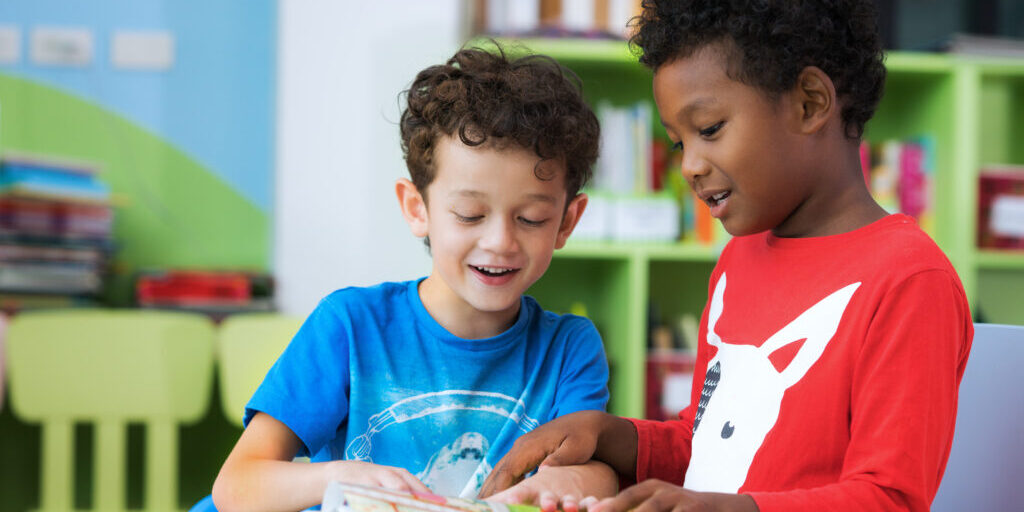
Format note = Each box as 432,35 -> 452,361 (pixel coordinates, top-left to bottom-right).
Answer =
7,309 -> 215,512
932,323 -> 1024,511
217,313 -> 302,428
0,314 -> 6,412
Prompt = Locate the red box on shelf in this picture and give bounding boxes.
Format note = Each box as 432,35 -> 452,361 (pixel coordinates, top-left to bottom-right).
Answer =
978,166 -> 1024,250
136,270 -> 251,306
645,349 -> 696,421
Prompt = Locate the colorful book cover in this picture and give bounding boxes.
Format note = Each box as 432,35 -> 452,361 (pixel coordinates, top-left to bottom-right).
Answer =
0,196 -> 113,237
322,481 -> 539,512
977,166 -> 1024,249
0,174 -> 110,201
0,151 -> 101,177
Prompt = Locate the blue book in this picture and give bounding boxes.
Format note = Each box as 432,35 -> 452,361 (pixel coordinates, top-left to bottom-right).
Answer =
0,167 -> 109,200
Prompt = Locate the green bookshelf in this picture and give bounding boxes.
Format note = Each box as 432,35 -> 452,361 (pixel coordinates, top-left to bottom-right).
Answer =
491,37 -> 1024,418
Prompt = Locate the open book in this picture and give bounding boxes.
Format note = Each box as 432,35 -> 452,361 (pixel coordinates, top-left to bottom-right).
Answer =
322,481 -> 539,512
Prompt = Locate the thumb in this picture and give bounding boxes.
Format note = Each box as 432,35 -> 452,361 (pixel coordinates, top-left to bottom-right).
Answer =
480,444 -> 552,498
478,460 -> 525,499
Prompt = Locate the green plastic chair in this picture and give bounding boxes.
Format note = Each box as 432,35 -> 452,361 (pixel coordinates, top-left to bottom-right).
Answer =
7,309 -> 215,512
1,314 -> 7,411
217,313 -> 302,428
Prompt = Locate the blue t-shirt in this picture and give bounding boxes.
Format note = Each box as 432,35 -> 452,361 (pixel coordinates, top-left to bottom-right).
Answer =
245,278 -> 609,497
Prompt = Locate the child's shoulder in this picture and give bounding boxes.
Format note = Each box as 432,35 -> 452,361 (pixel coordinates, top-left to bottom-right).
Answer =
523,294 -> 601,337
320,279 -> 418,312
855,214 -> 955,274
732,214 -> 953,272
721,214 -> 963,294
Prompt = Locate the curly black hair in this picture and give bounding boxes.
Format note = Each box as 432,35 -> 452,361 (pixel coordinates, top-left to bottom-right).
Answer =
400,44 -> 600,201
630,0 -> 886,139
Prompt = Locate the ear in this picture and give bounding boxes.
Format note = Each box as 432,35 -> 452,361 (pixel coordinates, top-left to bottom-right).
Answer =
395,178 -> 429,238
554,193 -> 588,249
792,66 -> 836,135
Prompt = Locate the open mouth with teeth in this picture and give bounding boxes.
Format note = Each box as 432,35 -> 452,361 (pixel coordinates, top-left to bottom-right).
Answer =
470,265 -> 520,278
707,191 -> 731,206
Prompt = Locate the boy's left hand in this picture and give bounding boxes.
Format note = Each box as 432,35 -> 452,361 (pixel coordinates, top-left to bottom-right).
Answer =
486,461 -> 617,512
588,479 -> 759,512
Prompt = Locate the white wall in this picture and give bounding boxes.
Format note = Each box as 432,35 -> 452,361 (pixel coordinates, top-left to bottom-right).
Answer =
275,1 -> 463,315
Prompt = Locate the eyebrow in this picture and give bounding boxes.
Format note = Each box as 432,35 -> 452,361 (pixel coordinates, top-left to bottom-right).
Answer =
683,97 -> 718,114
660,97 -> 719,128
450,190 -> 558,204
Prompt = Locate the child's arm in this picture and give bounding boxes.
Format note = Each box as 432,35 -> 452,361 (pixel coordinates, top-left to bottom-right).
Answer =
486,461 -> 619,512
479,410 -> 638,497
587,480 -> 757,512
212,412 -> 429,512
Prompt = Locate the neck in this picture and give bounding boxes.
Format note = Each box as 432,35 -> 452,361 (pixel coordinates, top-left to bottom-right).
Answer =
418,275 -> 520,339
773,140 -> 888,238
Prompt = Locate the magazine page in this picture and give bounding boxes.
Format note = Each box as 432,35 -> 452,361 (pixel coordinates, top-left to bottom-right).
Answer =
322,481 -> 539,512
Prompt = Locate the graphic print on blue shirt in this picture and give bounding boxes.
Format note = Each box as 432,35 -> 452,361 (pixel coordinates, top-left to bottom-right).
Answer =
345,390 -> 540,496
244,279 -> 609,498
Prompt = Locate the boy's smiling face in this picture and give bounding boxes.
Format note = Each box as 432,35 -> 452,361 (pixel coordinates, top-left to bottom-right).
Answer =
653,44 -> 816,237
398,136 -> 586,339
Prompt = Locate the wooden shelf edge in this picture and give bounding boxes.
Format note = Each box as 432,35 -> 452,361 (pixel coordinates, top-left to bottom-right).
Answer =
555,242 -> 720,262
976,249 -> 1024,270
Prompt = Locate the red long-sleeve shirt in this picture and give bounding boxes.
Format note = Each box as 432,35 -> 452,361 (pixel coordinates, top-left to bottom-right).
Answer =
632,214 -> 973,511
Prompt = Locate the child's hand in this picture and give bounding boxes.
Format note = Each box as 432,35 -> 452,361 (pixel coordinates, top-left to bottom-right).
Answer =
479,411 -> 635,499
486,462 -> 617,512
587,480 -> 758,512
326,460 -> 431,493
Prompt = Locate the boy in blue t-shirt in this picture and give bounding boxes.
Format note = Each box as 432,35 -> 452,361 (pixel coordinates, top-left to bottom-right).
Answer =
210,45 -> 613,511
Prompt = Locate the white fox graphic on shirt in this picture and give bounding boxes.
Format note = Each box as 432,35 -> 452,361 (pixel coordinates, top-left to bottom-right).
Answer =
684,273 -> 861,492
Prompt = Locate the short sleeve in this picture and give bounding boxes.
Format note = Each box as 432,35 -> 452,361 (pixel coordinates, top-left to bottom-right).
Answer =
552,318 -> 610,417
244,295 -> 352,457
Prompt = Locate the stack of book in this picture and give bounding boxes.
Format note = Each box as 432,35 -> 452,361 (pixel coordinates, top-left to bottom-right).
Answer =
574,101 -> 686,244
473,0 -> 642,40
0,151 -> 113,310
861,137 -> 936,234
977,165 -> 1024,250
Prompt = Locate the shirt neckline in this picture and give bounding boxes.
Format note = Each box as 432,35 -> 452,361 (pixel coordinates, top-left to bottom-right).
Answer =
405,277 -> 530,352
763,213 -> 915,250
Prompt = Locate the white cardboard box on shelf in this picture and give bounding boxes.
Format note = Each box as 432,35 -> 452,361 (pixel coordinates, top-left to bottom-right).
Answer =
611,195 -> 680,242
572,193 -> 612,240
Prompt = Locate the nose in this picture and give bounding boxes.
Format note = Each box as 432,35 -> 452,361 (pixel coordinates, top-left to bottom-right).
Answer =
478,218 -> 519,254
680,146 -> 711,183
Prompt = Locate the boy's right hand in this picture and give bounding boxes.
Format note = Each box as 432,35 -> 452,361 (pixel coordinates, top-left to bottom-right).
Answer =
326,460 -> 431,493
478,411 -> 636,499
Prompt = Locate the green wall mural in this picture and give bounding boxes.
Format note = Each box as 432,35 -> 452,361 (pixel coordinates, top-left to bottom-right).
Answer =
0,72 -> 269,298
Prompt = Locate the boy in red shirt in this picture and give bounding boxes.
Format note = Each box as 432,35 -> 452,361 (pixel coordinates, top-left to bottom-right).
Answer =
479,1 -> 973,511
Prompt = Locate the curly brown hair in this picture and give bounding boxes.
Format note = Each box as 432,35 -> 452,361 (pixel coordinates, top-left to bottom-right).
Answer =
630,0 -> 886,139
400,44 -> 600,201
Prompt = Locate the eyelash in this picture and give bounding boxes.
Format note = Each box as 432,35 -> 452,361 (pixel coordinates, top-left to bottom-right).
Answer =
671,121 -> 725,152
519,217 -> 546,227
700,121 -> 724,137
455,214 -> 483,223
454,213 -> 547,227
